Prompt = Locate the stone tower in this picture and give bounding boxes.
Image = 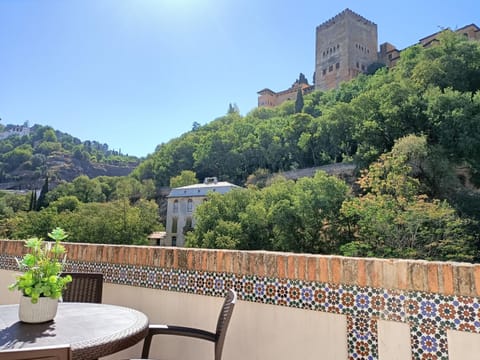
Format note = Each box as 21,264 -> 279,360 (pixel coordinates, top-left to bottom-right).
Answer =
314,9 -> 378,91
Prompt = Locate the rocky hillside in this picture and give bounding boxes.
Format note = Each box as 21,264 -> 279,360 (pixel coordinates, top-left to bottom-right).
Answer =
0,123 -> 140,190
0,152 -> 138,190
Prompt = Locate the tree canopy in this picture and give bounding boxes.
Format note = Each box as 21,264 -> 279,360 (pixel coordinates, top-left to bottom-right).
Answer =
132,32 -> 480,193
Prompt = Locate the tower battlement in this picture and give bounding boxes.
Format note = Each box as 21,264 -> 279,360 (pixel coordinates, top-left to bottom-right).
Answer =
316,8 -> 376,32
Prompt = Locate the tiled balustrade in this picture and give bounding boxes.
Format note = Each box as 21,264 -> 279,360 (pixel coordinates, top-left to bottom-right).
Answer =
1,240 -> 480,359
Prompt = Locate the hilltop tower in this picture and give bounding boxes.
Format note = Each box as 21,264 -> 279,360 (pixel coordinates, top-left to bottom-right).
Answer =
314,9 -> 378,91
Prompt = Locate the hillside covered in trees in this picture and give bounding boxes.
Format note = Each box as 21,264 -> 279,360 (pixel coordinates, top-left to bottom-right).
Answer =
1,31 -> 479,262
132,31 -> 480,261
133,32 -> 480,189
0,123 -> 139,190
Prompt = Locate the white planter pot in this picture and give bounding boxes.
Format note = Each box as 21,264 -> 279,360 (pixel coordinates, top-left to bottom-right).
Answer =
19,296 -> 58,323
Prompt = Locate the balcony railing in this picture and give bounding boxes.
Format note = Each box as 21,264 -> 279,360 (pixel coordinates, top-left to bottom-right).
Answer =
1,240 -> 480,359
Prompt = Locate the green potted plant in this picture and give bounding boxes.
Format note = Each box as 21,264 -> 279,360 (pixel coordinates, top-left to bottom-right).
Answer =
9,227 -> 72,323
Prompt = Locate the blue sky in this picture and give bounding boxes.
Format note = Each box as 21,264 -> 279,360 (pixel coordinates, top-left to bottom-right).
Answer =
0,0 -> 478,158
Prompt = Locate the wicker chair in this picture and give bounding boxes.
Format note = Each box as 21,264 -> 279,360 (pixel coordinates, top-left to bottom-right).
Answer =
140,289 -> 236,360
0,344 -> 71,360
61,272 -> 103,303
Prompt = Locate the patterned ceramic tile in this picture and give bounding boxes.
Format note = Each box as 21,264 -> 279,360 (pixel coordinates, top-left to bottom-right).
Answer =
411,323 -> 448,359
347,315 -> 378,360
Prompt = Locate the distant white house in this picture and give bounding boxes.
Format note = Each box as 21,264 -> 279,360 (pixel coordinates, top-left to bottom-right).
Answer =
0,125 -> 31,140
165,177 -> 240,247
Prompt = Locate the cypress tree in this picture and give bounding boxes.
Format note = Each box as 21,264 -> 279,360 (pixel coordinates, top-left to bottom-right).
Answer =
28,190 -> 36,211
295,88 -> 304,113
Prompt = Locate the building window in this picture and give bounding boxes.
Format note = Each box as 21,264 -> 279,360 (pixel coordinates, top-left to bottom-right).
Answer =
173,200 -> 178,213
183,217 -> 193,235
361,64 -> 365,71
335,62 -> 340,69
171,217 -> 178,233
388,53 -> 392,60
172,236 -> 177,247
329,65 -> 333,72
187,199 -> 193,212
356,62 -> 359,69
322,69 -> 326,75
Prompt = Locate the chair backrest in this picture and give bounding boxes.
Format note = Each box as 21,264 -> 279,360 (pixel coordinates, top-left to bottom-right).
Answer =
61,272 -> 103,303
214,289 -> 237,360
0,345 -> 71,360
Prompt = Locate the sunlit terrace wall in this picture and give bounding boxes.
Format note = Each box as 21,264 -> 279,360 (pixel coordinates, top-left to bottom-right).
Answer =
1,240 -> 480,359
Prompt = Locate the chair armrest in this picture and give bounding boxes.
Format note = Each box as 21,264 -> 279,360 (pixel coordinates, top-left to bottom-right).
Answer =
141,324 -> 216,358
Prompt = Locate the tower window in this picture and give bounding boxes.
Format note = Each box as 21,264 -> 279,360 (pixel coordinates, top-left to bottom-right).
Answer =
336,62 -> 340,69
329,65 -> 333,72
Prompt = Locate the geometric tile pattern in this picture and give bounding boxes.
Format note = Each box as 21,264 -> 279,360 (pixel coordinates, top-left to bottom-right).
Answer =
2,255 -> 480,359
410,323 -> 448,360
347,315 -> 378,360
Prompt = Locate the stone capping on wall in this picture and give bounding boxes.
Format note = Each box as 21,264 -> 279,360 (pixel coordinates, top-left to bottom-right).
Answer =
1,239 -> 479,298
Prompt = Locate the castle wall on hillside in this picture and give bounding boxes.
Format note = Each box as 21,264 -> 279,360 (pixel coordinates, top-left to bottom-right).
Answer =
258,9 -> 479,108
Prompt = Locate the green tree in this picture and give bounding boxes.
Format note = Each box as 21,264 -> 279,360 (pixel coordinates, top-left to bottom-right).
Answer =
227,103 -> 239,114
8,199 -> 159,245
187,171 -> 349,253
411,31 -> 480,92
186,189 -> 251,249
170,170 -> 199,188
113,177 -> 143,202
340,144 -> 475,261
424,87 -> 480,164
71,176 -> 105,203
294,89 -> 304,113
2,145 -> 33,171
49,196 -> 81,213
35,141 -> 62,155
263,172 -> 349,253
